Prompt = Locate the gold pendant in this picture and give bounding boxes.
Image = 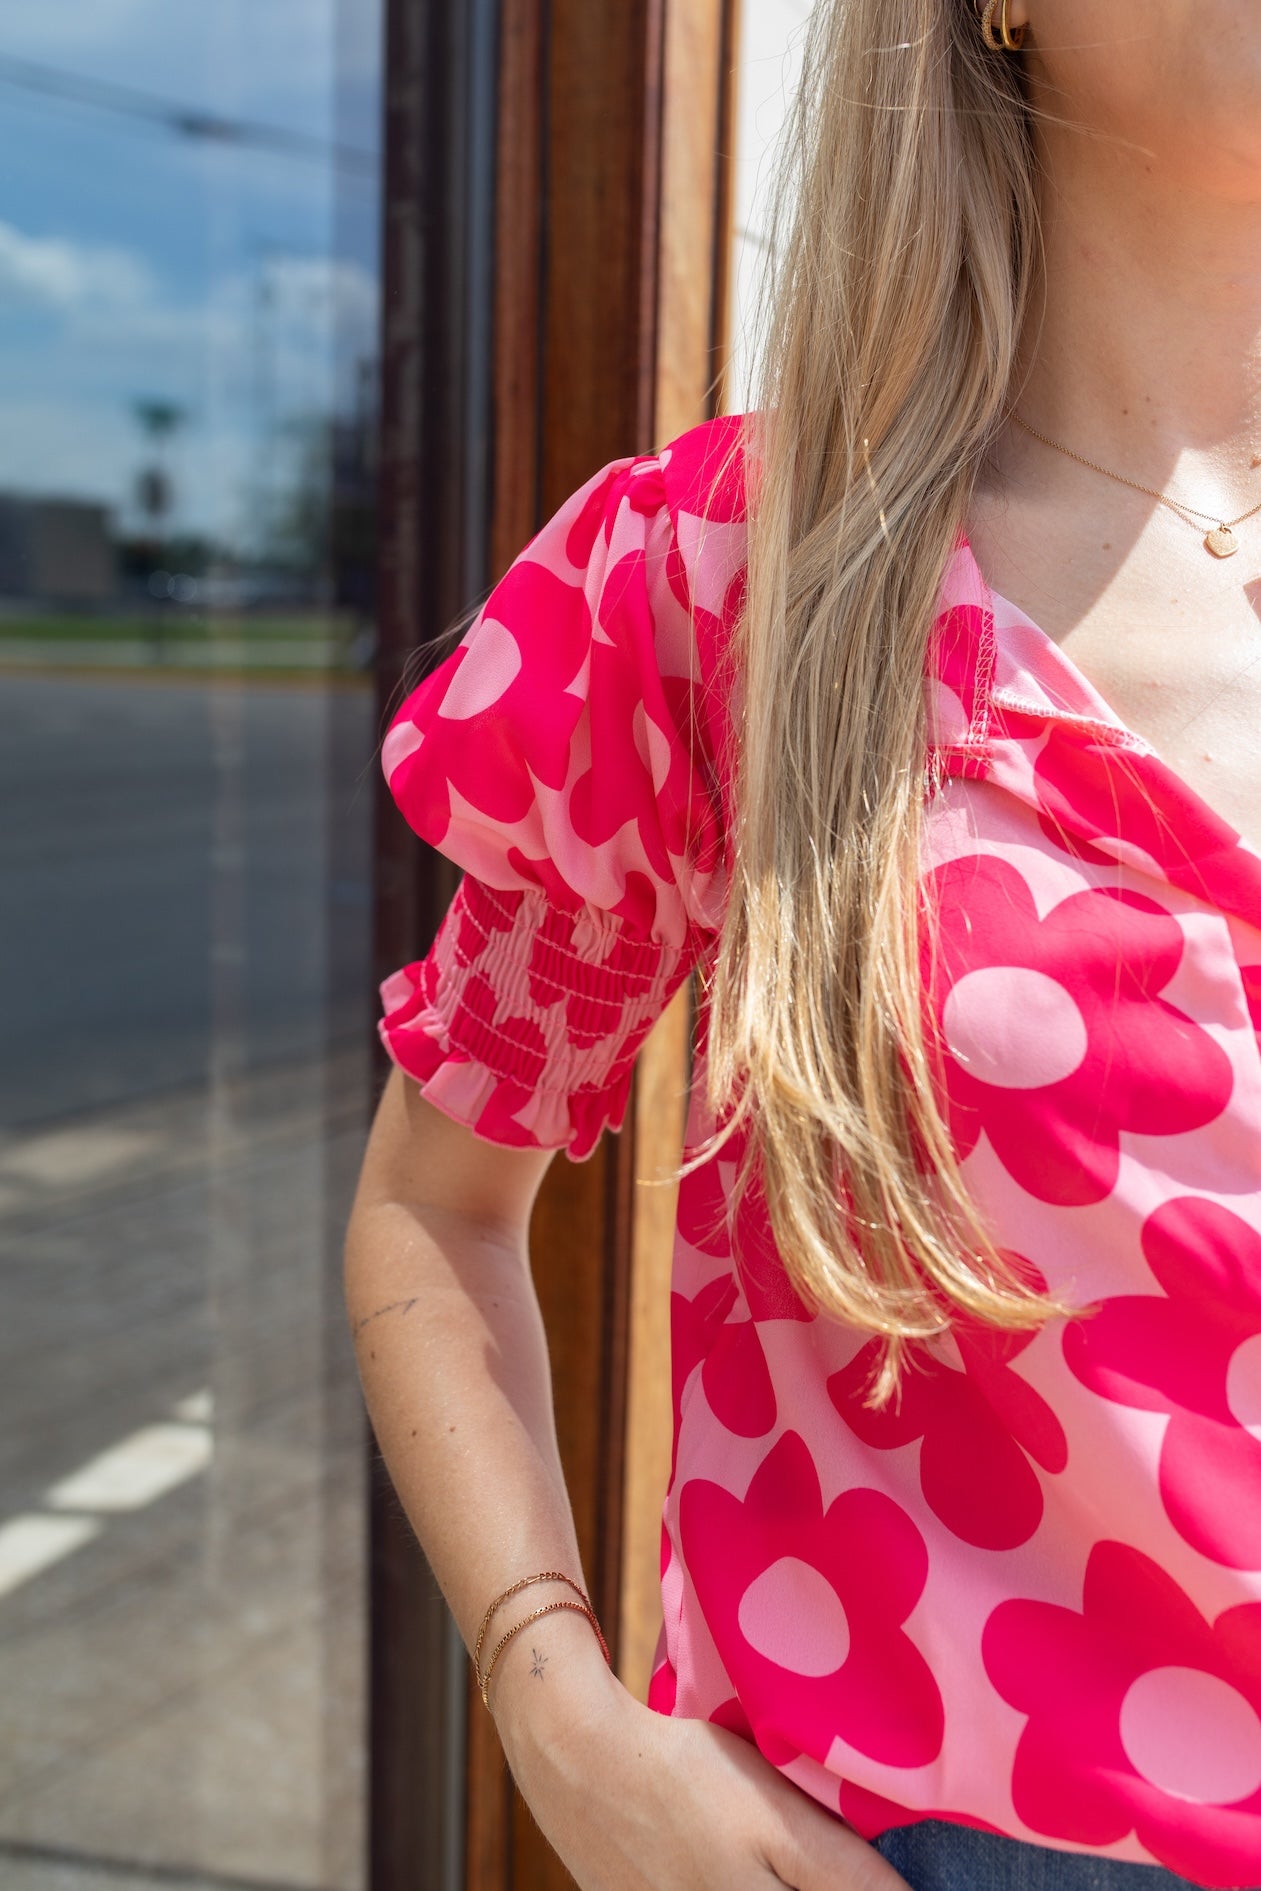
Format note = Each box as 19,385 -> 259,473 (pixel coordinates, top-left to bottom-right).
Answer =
1206,525 -> 1239,558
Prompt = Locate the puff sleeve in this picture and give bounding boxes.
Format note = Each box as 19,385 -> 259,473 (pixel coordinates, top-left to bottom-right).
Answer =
378,448 -> 729,1158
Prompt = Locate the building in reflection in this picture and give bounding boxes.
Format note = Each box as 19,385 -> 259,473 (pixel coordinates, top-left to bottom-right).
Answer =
0,492 -> 116,603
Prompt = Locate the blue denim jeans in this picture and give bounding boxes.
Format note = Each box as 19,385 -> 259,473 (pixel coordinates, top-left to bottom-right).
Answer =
873,1821 -> 1251,1891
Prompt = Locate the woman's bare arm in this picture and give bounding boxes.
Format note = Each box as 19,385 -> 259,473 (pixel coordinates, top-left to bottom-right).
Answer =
344,1068 -> 611,1721
344,1066 -> 904,1891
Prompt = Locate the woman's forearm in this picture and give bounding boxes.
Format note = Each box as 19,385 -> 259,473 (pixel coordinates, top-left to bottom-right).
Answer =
343,1163 -> 615,1738
345,1192 -> 577,1627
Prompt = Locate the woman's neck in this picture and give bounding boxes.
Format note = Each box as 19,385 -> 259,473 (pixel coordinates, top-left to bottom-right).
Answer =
1005,114 -> 1261,507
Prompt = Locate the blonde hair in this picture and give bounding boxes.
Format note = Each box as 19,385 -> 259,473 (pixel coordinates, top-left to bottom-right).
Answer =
705,0 -> 1070,1399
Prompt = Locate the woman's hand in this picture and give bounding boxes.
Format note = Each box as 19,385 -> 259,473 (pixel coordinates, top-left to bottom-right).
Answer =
499,1638 -> 910,1891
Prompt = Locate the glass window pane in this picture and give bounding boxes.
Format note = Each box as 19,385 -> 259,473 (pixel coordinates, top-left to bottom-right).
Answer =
0,3 -> 380,1884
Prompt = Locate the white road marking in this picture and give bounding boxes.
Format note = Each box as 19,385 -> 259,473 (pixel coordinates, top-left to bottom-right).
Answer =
0,1393 -> 216,1600
0,1514 -> 102,1599
172,1388 -> 214,1424
45,1422 -> 213,1513
0,1124 -> 158,1187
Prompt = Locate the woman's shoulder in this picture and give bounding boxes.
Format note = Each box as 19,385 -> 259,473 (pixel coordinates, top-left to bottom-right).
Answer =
652,412 -> 753,639
655,411 -> 750,517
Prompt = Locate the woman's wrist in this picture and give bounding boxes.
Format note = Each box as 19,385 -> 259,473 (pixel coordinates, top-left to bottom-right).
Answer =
488,1602 -> 626,1778
473,1571 -> 608,1704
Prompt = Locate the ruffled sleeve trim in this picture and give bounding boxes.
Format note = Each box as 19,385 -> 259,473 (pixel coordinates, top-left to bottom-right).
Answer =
378,875 -> 691,1160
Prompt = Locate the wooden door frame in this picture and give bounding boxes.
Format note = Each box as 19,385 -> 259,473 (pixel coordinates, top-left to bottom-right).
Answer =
370,2 -> 738,1884
371,4 -> 500,1887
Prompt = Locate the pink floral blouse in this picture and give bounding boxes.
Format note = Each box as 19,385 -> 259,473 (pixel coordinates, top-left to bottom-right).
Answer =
380,416 -> 1261,1887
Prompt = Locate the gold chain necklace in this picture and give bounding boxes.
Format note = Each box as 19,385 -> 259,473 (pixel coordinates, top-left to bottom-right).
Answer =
1010,410 -> 1261,558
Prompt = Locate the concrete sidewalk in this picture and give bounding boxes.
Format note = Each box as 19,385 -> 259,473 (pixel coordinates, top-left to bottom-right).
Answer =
0,1052 -> 372,1891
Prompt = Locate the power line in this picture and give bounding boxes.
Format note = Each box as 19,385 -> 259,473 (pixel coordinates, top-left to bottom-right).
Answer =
0,53 -> 378,175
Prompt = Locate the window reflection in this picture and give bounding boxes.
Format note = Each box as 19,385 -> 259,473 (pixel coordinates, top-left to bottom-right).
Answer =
0,4 -> 379,1885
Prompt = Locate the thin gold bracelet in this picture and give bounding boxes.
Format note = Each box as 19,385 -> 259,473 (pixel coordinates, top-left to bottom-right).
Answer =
472,1571 -> 591,1684
478,1598 -> 611,1707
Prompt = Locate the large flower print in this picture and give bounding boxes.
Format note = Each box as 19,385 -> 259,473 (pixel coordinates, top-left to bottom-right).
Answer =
708,1694 -> 799,1767
1243,965 -> 1261,1035
670,1152 -> 816,1442
1032,722 -> 1257,921
678,1431 -> 944,1769
1064,1196 -> 1261,1570
670,1271 -> 778,1441
925,854 -> 1233,1205
837,1781 -> 1004,1843
386,550 -> 596,834
682,1141 -> 813,1326
382,455 -> 721,924
984,1540 -> 1261,1885
828,1306 -> 1067,1551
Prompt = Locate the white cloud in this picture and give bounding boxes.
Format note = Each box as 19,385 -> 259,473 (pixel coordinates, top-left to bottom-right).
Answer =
0,219 -> 154,310
0,221 -> 378,400
0,238 -> 380,542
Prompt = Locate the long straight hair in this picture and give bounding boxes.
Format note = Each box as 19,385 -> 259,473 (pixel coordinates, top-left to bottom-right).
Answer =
705,0 -> 1069,1398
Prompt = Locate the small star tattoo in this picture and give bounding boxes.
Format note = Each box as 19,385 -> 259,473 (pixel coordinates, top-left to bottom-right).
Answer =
529,1646 -> 548,1681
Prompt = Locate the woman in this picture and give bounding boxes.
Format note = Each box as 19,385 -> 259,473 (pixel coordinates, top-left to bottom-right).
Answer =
344,0 -> 1261,1884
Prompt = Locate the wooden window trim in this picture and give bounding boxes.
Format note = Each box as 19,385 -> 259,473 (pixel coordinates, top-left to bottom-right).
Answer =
371,3 -> 738,1886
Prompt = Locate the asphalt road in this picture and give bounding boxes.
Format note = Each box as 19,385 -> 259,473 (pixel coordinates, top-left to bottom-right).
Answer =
0,672 -> 377,1129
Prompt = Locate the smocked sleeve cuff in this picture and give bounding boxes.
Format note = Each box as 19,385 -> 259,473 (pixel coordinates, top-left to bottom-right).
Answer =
378,876 -> 690,1160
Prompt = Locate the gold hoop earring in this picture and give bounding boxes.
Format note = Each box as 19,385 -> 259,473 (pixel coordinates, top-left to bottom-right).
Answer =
980,0 -> 1026,51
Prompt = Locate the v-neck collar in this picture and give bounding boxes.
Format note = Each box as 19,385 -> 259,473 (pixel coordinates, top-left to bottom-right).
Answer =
937,536 -> 1261,937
